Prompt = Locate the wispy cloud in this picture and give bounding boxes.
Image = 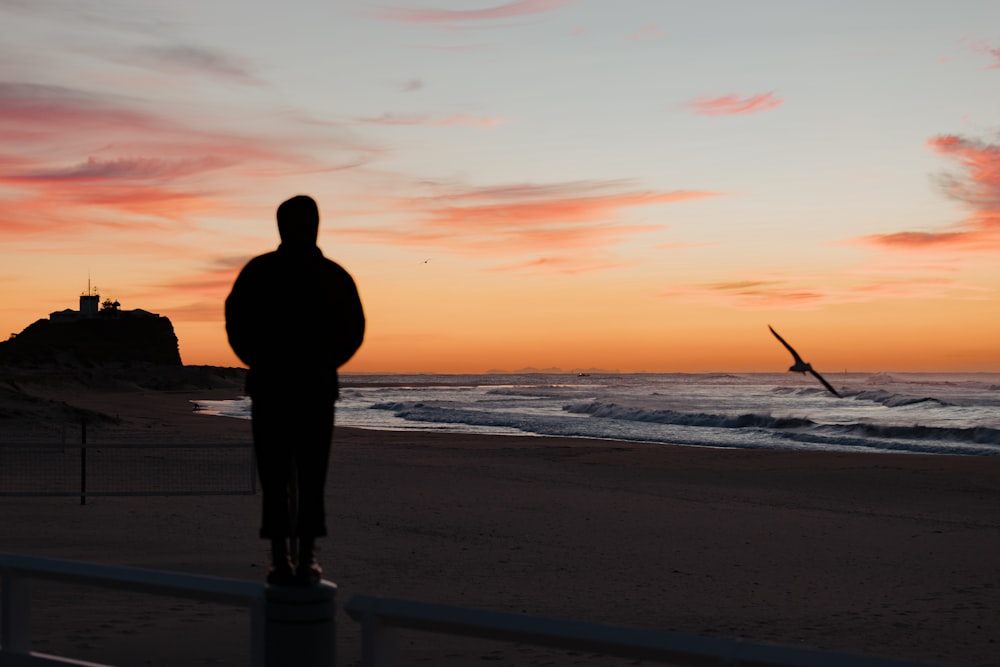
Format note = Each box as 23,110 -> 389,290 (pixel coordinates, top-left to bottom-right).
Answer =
965,37 -> 1000,69
408,182 -> 714,228
665,274 -> 986,310
929,135 -> 1000,207
354,112 -> 507,127
0,83 -> 282,162
375,0 -> 572,24
682,92 -> 783,117
0,81 -> 371,235
0,82 -> 160,138
858,133 -> 1000,251
402,78 -> 424,92
0,0 -> 173,39
985,47 -> 1000,68
491,255 -> 626,274
860,231 -> 970,248
628,23 -> 665,42
4,2 -> 265,85
9,156 -> 232,182
339,179 -> 719,272
695,279 -> 825,307
130,255 -> 251,321
122,45 -> 266,86
159,256 -> 248,296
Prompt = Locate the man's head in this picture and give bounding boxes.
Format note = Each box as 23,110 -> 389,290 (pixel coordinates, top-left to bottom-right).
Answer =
277,195 -> 320,245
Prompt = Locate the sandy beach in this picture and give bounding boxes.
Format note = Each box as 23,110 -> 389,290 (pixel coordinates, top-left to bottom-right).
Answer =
1,370 -> 998,666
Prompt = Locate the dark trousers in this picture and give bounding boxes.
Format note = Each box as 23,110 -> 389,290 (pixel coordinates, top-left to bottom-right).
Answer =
251,395 -> 334,540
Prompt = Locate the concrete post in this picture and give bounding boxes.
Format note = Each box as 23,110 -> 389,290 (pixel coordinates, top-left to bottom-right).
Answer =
264,580 -> 337,667
0,571 -> 31,653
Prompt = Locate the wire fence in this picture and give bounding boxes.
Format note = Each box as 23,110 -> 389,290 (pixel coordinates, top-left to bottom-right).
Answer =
0,442 -> 256,498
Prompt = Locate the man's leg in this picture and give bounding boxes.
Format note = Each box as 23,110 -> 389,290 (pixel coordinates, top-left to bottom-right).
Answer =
251,398 -> 296,583
294,400 -> 334,583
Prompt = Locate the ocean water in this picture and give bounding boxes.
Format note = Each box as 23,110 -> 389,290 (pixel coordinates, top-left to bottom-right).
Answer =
194,372 -> 1000,457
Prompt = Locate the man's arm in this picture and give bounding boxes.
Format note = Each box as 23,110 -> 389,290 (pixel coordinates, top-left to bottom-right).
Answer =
329,270 -> 365,369
224,264 -> 261,367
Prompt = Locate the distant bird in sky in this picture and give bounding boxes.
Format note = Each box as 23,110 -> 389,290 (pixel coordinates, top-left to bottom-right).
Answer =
768,325 -> 841,397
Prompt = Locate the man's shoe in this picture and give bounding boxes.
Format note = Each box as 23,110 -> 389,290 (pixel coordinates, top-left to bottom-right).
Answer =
295,556 -> 323,586
266,558 -> 295,586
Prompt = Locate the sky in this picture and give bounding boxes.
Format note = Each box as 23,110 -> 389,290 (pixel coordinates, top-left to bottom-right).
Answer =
2,0 -> 999,373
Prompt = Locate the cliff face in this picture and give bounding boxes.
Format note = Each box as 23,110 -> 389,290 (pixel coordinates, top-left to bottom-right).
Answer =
0,314 -> 182,366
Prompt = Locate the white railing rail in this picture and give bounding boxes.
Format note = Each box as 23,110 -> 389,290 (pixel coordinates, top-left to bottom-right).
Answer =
345,594 -> 947,667
0,554 -> 266,667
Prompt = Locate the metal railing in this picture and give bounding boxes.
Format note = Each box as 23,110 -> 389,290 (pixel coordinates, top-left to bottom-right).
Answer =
0,554 -> 266,667
344,594 -> 946,667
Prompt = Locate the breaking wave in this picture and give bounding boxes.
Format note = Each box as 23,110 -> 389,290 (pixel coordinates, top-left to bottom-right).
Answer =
370,399 -> 1000,456
563,402 -> 815,430
564,401 -> 999,444
846,389 -> 952,408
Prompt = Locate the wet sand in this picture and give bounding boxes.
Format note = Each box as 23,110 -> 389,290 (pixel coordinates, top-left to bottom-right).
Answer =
1,378 -> 998,666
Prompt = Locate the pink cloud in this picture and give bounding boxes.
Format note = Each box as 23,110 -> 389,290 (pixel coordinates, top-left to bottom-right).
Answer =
863,231 -> 971,248
338,180 -> 720,272
125,256 -> 251,321
10,156 -> 232,182
966,38 -> 1000,69
491,255 -> 627,274
0,187 -> 217,235
376,0 -> 572,24
928,135 -> 1000,207
355,112 -> 507,127
413,184 -> 714,229
665,275 -> 981,310
683,92 -> 783,117
0,82 -> 370,235
0,83 -> 161,141
0,83 -> 363,165
858,133 -> 1000,252
159,263 -> 246,295
698,280 -> 824,306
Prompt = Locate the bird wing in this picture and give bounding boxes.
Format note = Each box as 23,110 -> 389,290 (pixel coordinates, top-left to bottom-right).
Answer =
768,325 -> 805,364
809,368 -> 841,398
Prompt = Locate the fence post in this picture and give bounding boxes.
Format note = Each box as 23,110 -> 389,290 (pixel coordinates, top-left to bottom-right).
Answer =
264,581 -> 337,667
359,609 -> 399,667
80,415 -> 87,506
249,594 -> 267,667
1,570 -> 32,653
250,448 -> 258,494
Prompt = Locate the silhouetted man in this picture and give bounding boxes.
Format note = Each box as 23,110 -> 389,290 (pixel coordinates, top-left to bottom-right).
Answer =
225,195 -> 365,585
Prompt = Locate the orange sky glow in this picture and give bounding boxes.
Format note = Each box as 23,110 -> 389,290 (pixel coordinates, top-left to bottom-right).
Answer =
2,2 -> 999,373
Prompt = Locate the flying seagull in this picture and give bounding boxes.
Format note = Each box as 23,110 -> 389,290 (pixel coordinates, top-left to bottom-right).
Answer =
768,325 -> 841,397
